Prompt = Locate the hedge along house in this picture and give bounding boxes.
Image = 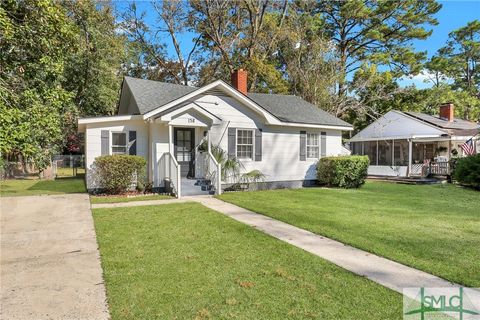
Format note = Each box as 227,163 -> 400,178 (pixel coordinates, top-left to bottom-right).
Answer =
349,103 -> 480,177
78,70 -> 353,196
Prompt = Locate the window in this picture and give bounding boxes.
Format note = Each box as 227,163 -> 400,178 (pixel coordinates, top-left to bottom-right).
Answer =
306,133 -> 319,158
112,132 -> 127,155
237,129 -> 253,159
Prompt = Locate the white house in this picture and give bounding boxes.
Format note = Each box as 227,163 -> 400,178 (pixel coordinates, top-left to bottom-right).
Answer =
78,70 -> 353,196
349,103 -> 479,177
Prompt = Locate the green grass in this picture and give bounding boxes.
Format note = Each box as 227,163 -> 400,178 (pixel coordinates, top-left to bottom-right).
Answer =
93,203 -> 402,320
56,167 -> 85,177
0,177 -> 86,196
218,182 -> 480,287
90,194 -> 173,204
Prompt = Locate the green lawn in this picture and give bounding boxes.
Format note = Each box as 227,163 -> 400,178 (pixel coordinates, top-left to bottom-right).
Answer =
56,167 -> 85,177
218,182 -> 480,287
93,203 -> 402,319
0,177 -> 86,196
90,194 -> 173,204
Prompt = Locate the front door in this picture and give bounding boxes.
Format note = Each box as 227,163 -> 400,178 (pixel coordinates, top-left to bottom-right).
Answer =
174,128 -> 195,178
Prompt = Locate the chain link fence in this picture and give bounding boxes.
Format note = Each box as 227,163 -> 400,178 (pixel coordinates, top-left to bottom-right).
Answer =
52,155 -> 85,178
1,155 -> 85,180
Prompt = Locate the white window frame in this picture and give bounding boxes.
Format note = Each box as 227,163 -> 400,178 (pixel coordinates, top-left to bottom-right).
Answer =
236,129 -> 255,160
306,132 -> 319,159
111,131 -> 128,155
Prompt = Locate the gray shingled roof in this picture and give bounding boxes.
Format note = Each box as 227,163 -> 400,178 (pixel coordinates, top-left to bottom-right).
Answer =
125,77 -> 197,114
404,111 -> 479,130
124,77 -> 351,127
404,111 -> 479,136
247,93 -> 351,127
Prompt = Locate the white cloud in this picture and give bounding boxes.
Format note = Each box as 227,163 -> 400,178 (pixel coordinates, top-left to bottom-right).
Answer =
398,69 -> 453,89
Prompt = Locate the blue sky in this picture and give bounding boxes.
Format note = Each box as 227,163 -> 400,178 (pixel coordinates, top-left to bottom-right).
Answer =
116,1 -> 480,88
399,0 -> 480,88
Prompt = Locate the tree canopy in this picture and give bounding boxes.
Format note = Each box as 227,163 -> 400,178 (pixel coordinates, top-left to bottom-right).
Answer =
1,0 -> 479,168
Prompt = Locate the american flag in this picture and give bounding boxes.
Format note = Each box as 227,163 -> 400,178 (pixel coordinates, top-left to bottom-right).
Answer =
460,138 -> 475,156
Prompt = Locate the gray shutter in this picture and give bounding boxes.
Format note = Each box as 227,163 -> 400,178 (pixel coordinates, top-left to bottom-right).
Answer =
255,129 -> 262,161
299,131 -> 306,161
228,128 -> 236,159
321,132 -> 327,157
129,131 -> 137,155
101,130 -> 109,155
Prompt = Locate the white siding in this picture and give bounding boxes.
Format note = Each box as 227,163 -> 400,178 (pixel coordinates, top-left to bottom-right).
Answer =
85,120 -> 148,189
84,92 -> 346,189
193,94 -> 344,182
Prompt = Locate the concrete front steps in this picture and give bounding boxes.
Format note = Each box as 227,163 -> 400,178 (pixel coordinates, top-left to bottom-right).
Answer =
181,178 -> 215,196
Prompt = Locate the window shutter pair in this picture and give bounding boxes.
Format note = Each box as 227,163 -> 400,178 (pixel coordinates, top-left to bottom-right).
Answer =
227,127 -> 262,161
299,131 -> 326,161
100,130 -> 136,155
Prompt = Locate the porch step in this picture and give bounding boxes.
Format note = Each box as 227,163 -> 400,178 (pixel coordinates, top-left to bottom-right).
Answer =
181,178 -> 214,196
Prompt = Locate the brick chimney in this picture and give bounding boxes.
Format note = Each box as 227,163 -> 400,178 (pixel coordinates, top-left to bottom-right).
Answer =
439,103 -> 454,122
231,69 -> 247,95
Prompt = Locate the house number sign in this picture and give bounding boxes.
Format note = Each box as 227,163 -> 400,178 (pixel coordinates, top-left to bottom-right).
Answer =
188,118 -> 195,123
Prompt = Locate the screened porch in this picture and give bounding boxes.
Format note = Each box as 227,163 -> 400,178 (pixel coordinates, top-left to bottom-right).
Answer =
350,139 -> 451,177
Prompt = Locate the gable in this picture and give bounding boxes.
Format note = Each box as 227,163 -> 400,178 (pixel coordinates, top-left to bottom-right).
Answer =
168,110 -> 211,127
117,81 -> 140,115
143,80 -> 280,125
350,111 -> 447,141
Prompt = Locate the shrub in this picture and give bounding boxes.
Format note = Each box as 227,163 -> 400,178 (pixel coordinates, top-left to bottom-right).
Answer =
452,155 -> 480,189
317,155 -> 369,188
93,155 -> 146,194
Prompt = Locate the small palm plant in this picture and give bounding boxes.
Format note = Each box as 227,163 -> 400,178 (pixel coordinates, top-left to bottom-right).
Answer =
209,143 -> 266,190
211,145 -> 244,182
240,169 -> 266,190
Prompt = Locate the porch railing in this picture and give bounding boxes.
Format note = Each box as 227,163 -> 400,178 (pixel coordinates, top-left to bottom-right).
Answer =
205,150 -> 222,195
158,152 -> 181,198
428,161 -> 450,176
411,161 -> 450,177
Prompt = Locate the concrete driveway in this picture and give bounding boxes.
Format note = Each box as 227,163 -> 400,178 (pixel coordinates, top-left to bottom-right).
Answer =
1,194 -> 109,320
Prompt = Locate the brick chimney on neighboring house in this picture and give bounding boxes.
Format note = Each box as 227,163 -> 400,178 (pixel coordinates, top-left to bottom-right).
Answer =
231,69 -> 248,95
439,103 -> 454,122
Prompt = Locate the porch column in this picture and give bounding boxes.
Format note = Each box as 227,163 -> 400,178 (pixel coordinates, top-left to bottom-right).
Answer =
168,125 -> 173,154
408,139 -> 413,177
148,120 -> 154,184
391,140 -> 395,167
207,130 -> 212,153
447,139 -> 452,161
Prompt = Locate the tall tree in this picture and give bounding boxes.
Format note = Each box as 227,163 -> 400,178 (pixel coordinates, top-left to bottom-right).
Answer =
119,1 -> 199,84
0,0 -> 77,169
424,55 -> 451,88
276,8 -> 338,110
438,20 -> 480,95
309,0 -> 441,97
63,0 -> 126,117
190,0 -> 289,92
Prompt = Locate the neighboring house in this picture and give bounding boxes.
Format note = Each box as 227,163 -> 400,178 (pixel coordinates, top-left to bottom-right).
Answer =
78,70 -> 352,196
349,103 -> 480,177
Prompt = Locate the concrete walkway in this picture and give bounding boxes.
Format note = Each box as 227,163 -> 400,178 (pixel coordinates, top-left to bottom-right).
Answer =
92,195 -> 462,295
1,194 -> 109,320
191,196 -> 460,294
